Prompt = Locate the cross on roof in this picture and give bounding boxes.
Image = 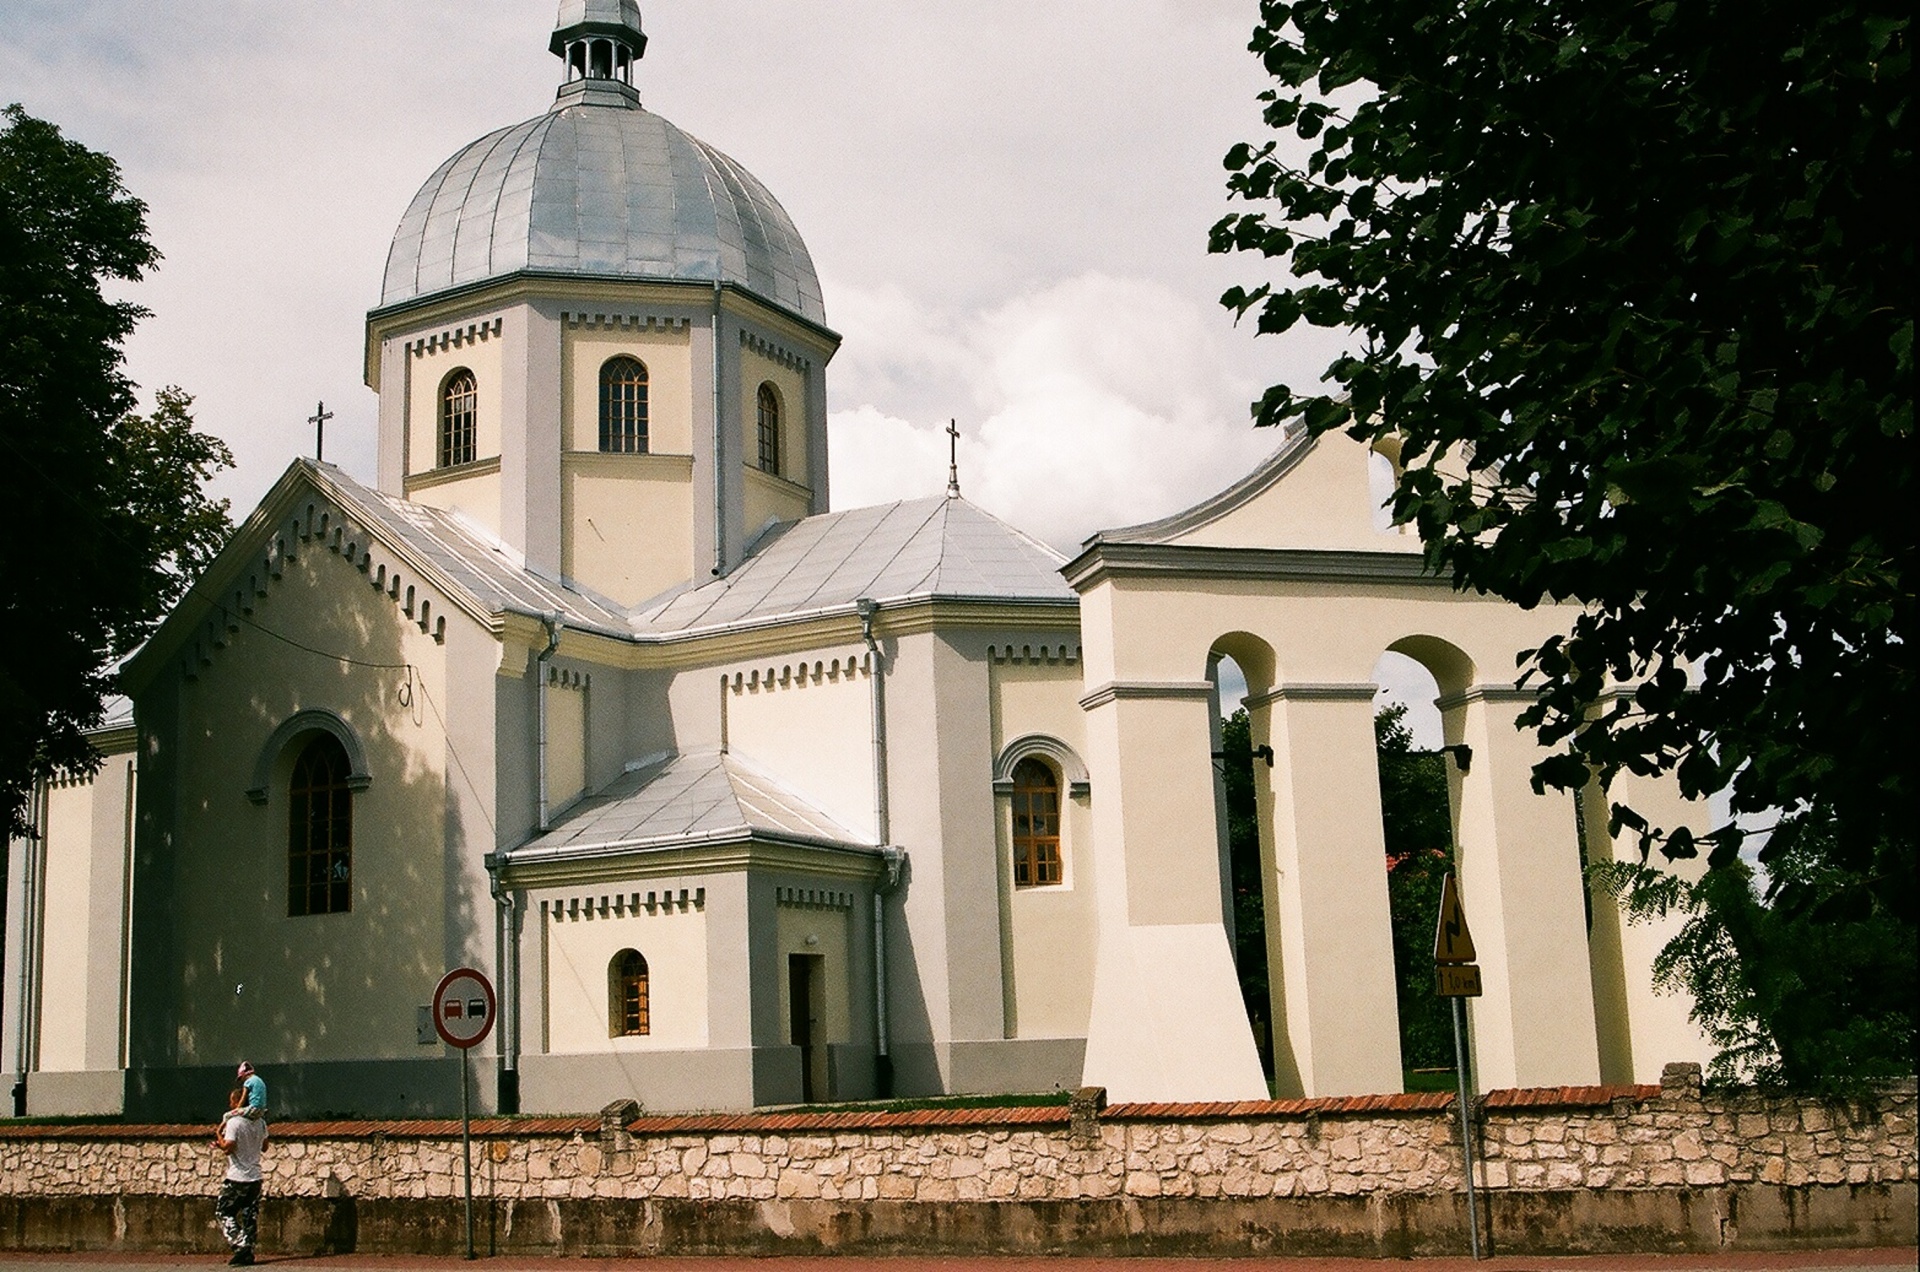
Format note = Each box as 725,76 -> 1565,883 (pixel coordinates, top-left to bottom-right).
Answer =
309,401 -> 334,463
946,419 -> 961,500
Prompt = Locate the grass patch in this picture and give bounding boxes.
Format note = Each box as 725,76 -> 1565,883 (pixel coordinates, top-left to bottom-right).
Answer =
1404,1068 -> 1459,1093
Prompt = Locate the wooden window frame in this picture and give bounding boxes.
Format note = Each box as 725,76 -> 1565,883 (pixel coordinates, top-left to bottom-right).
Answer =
287,734 -> 353,917
610,949 -> 650,1037
1010,757 -> 1064,888
439,369 -> 478,468
598,356 -> 650,454
756,382 -> 782,476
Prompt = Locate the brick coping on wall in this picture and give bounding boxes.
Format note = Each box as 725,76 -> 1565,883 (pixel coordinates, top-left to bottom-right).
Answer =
0,1082 -> 1661,1140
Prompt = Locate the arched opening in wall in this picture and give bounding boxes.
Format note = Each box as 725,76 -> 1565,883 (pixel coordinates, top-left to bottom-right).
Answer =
1208,634 -> 1277,1084
1372,642 -> 1469,1090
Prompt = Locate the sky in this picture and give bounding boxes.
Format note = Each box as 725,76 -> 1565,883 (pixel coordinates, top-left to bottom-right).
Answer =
1,0 -> 1441,739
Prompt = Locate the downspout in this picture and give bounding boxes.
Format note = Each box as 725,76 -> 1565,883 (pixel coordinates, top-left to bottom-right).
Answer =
710,280 -> 726,578
858,598 -> 904,1096
486,863 -> 520,1115
11,779 -> 45,1115
535,615 -> 562,833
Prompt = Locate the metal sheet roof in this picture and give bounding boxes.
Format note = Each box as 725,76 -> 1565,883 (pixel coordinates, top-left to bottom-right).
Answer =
381,88 -> 824,325
636,497 -> 1076,634
311,464 -> 633,638
510,748 -> 873,858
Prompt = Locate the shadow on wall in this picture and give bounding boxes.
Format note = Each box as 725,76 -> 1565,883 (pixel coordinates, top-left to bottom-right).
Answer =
126,527 -> 489,1120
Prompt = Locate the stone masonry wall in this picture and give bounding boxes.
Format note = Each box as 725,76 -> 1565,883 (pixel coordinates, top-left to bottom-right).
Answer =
4,1072 -> 1912,1202
1,1072 -> 1913,1257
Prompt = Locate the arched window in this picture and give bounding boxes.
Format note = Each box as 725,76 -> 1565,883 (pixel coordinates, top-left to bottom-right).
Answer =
609,949 -> 650,1037
288,734 -> 353,916
1011,758 -> 1063,888
439,369 -> 477,468
755,382 -> 782,476
598,356 -> 649,453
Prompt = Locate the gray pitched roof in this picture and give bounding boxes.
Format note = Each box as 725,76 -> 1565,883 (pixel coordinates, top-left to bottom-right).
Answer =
637,496 -> 1075,635
506,748 -> 873,861
310,463 -> 633,638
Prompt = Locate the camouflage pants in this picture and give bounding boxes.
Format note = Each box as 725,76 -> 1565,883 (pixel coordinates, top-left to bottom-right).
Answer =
214,1179 -> 261,1251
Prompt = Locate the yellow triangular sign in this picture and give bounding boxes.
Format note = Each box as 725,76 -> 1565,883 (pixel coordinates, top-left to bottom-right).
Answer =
1434,873 -> 1477,965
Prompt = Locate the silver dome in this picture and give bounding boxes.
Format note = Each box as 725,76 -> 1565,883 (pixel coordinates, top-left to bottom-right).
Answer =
379,85 -> 826,325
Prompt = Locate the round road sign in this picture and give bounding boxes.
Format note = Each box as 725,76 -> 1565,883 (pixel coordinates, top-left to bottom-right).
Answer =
432,967 -> 496,1049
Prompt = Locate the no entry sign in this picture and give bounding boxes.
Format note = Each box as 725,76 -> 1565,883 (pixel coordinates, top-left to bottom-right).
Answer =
432,967 -> 496,1049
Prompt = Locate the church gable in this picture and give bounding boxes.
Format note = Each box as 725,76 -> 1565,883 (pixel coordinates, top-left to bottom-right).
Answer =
1087,426 -> 1413,555
123,461 -> 500,698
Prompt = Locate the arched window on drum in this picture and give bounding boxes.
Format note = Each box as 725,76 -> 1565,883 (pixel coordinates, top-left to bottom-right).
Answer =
438,368 -> 478,468
599,356 -> 649,453
755,382 -> 782,476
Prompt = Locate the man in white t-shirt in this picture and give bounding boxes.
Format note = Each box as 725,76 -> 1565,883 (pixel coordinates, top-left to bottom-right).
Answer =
213,1086 -> 269,1265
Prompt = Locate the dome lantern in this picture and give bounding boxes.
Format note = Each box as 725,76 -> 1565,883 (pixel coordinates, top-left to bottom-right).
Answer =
550,0 -> 647,90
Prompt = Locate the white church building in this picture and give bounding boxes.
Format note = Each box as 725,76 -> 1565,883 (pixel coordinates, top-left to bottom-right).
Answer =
3,2 -> 1708,1121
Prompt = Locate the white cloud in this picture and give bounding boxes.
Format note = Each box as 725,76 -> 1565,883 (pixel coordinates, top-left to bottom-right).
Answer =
830,273 -> 1279,550
4,3 -> 1348,531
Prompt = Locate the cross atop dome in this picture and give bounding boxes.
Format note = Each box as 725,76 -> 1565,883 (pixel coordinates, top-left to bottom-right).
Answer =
551,0 -> 647,89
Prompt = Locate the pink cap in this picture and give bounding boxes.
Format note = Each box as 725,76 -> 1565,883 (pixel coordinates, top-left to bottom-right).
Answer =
236,1061 -> 254,1079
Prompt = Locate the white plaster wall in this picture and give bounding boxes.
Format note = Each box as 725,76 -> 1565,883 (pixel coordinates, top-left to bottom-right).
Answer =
546,677 -> 588,811
723,654 -> 875,842
1174,435 -> 1407,553
34,782 -> 99,1073
742,467 -> 812,544
406,336 -> 507,476
561,324 -> 695,455
989,656 -> 1096,1041
543,900 -> 708,1053
407,468 -> 503,538
774,901 -> 853,1047
561,456 -> 695,606
161,536 -> 465,1069
738,347 -> 810,488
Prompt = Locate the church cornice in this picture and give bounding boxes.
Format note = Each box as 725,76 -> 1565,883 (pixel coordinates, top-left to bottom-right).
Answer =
494,831 -> 886,891
1061,541 -> 1456,593
738,327 -> 812,373
496,595 -> 1081,677
365,275 -> 840,390
405,317 -> 504,357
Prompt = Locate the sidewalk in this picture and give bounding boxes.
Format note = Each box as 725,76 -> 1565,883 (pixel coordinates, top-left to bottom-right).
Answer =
1,1250 -> 1914,1271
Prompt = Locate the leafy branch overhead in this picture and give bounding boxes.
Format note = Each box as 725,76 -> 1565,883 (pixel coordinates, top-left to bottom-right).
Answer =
1213,3 -> 1911,869
0,106 -> 234,839
1214,4 -> 1910,1082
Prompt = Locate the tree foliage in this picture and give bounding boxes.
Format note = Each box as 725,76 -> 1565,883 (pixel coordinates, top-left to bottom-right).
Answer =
1375,703 -> 1455,1071
1214,4 -> 1912,1079
1596,808 -> 1916,1088
0,106 -> 233,838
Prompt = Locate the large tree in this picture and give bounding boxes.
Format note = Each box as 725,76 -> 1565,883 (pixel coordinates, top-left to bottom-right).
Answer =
1214,4 -> 1911,1079
0,106 -> 233,840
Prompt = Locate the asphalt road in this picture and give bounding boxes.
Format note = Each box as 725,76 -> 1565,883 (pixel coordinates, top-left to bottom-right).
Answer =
1,1251 -> 1915,1272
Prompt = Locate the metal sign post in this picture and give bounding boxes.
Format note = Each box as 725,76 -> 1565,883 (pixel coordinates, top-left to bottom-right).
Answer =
1434,873 -> 1484,1260
433,967 -> 496,1261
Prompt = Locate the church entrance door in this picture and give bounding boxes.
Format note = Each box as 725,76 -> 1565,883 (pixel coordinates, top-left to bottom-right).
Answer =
788,953 -> 825,1103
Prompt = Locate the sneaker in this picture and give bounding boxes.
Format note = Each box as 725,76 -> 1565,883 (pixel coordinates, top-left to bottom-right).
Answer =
228,1249 -> 254,1266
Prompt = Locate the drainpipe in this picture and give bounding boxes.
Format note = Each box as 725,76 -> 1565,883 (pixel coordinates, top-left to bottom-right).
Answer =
535,615 -> 562,833
11,779 -> 45,1116
710,281 -> 726,578
857,598 -> 904,1096
486,861 -> 520,1115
